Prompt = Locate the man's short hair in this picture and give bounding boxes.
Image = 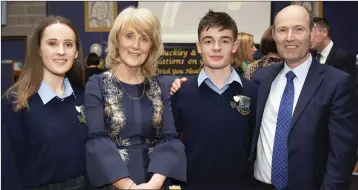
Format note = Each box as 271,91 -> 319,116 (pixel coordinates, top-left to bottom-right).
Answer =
87,53 -> 101,66
313,17 -> 330,36
197,10 -> 238,41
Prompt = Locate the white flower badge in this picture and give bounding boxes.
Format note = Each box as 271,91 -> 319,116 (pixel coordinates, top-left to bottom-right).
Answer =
75,105 -> 86,123
230,95 -> 251,115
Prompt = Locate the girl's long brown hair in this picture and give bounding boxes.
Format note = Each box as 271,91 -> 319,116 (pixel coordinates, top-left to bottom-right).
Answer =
4,16 -> 85,112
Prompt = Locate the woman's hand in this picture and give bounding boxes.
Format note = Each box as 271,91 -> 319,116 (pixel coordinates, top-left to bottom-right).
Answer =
113,177 -> 136,189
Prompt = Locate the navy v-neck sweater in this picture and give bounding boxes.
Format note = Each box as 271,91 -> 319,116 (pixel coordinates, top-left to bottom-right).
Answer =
171,76 -> 257,189
2,88 -> 87,189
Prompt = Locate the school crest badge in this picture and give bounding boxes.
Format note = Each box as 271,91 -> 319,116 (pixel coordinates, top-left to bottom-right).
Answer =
230,95 -> 250,115
75,105 -> 86,123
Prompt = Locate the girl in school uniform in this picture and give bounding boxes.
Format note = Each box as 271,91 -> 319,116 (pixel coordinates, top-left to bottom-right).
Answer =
2,16 -> 89,190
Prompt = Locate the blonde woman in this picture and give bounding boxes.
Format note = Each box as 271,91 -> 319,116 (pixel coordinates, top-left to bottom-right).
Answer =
84,7 -> 186,190
234,32 -> 257,75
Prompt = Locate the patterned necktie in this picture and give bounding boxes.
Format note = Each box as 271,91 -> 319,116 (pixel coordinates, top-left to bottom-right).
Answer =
271,71 -> 296,189
316,53 -> 322,62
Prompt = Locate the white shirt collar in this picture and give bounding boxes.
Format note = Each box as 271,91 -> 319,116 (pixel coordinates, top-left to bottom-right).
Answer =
197,66 -> 243,87
319,40 -> 334,59
282,54 -> 312,83
38,77 -> 76,105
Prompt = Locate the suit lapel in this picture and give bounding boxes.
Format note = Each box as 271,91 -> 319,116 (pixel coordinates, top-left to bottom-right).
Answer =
325,44 -> 336,66
290,59 -> 324,132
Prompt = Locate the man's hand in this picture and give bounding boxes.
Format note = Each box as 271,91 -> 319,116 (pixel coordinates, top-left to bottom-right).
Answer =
170,77 -> 188,95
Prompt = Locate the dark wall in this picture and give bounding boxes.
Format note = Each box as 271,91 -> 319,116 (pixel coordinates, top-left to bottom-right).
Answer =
323,1 -> 358,55
1,38 -> 27,94
271,1 -> 291,24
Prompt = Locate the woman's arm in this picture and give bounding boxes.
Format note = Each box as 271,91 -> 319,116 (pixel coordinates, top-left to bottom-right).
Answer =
145,78 -> 187,187
85,75 -> 133,188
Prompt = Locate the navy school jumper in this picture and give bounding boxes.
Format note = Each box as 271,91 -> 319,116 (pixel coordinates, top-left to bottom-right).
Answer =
171,75 -> 257,189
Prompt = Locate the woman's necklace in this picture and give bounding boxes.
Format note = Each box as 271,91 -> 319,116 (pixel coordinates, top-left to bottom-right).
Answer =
113,74 -> 146,100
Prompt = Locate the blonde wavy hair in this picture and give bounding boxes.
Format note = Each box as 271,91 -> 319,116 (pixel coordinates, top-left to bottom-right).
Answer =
106,6 -> 163,79
234,32 -> 255,68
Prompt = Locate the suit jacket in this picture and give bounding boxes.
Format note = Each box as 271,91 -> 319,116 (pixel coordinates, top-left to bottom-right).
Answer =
250,59 -> 358,190
317,44 -> 356,80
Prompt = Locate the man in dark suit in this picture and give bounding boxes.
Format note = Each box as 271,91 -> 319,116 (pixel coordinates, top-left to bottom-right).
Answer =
311,17 -> 356,79
251,5 -> 358,190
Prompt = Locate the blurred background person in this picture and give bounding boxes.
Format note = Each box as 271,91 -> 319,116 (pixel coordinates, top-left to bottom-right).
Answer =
311,17 -> 356,79
85,52 -> 103,83
234,32 -> 257,75
244,25 -> 283,80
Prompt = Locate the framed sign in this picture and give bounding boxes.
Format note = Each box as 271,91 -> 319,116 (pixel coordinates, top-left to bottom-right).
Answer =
84,1 -> 118,32
158,43 -> 202,76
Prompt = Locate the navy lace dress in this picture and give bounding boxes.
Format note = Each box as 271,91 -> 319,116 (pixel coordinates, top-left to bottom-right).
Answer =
84,71 -> 186,189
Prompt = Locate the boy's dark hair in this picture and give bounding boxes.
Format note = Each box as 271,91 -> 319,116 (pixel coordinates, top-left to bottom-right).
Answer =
198,10 -> 238,41
313,17 -> 330,36
86,53 -> 101,66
